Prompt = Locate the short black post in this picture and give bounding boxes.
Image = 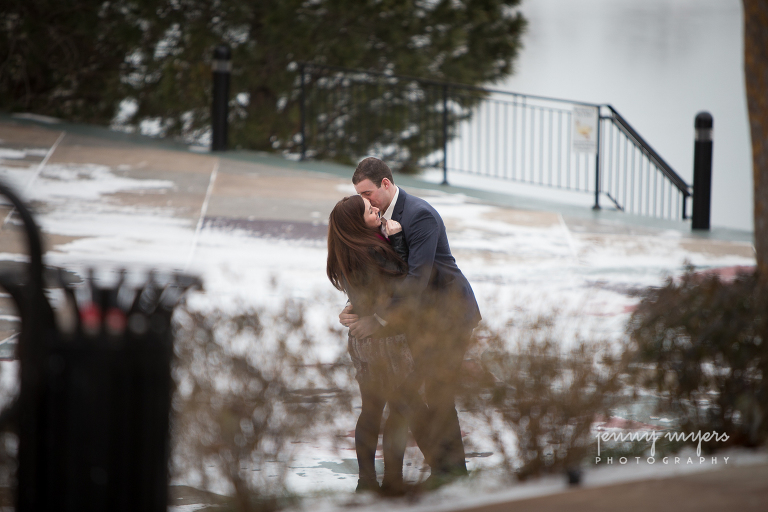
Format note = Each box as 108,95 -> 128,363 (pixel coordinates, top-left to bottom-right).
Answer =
211,44 -> 231,152
692,112 -> 713,230
299,64 -> 307,161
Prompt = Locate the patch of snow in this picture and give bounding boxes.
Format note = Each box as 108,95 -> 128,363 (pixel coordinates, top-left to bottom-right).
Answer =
29,164 -> 174,202
0,155 -> 758,502
12,113 -> 62,124
0,149 -> 27,160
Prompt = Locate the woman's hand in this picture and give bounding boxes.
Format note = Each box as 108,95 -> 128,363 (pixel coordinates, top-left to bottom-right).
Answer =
383,219 -> 402,236
339,303 -> 358,327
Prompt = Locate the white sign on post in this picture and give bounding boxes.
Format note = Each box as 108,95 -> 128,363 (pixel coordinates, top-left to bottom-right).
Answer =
572,106 -> 598,154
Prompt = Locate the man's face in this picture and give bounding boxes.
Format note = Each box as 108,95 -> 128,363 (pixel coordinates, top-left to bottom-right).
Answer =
354,178 -> 393,211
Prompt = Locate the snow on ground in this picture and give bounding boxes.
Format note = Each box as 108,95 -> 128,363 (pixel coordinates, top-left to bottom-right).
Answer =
0,151 -> 757,505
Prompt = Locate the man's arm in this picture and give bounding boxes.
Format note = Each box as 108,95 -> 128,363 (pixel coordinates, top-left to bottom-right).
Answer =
345,213 -> 439,337
348,315 -> 381,339
382,208 -> 439,316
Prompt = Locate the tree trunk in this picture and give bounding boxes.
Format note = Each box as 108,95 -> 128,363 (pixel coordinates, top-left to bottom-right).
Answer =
744,0 -> 768,279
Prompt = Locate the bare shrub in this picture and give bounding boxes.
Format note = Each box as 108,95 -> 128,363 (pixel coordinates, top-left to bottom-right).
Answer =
628,267 -> 768,448
170,298 -> 636,501
462,315 -> 630,480
171,301 -> 354,511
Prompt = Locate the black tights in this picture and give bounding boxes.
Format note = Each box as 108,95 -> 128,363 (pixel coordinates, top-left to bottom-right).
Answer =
356,326 -> 474,483
355,382 -> 431,483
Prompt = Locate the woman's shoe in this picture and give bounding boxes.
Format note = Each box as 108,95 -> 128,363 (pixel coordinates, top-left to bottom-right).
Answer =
356,478 -> 380,493
380,474 -> 407,496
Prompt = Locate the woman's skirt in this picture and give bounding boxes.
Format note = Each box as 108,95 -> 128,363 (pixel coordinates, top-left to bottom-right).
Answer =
348,333 -> 415,393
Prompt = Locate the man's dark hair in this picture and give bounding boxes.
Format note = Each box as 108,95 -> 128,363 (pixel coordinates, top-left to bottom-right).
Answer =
353,157 -> 394,187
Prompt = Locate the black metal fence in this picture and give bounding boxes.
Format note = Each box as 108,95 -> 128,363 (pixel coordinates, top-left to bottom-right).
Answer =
0,179 -> 200,511
296,64 -> 692,221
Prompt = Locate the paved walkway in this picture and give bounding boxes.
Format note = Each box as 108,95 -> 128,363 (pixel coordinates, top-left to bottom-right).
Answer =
456,462 -> 768,512
166,458 -> 768,511
0,116 -> 762,510
0,116 -> 756,354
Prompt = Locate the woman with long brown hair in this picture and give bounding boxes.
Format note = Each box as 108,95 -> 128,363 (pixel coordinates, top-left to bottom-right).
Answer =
327,195 -> 426,494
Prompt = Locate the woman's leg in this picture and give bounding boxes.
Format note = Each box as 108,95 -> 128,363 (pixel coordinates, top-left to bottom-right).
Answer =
381,402 -> 408,490
380,379 -> 437,495
355,381 -> 386,487
390,373 -> 435,469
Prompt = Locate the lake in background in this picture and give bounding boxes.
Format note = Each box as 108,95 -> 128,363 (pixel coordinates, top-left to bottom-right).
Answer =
496,0 -> 750,232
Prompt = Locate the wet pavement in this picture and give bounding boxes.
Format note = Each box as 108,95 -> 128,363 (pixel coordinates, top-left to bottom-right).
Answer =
454,460 -> 768,512
0,115 -> 753,353
0,115 -> 761,510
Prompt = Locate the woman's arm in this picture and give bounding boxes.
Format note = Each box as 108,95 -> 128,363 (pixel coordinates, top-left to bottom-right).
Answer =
389,231 -> 409,264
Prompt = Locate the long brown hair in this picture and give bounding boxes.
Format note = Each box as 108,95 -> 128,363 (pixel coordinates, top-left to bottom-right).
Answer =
327,195 -> 406,292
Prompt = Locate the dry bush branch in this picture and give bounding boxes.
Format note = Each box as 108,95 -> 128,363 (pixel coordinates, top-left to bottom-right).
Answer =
171,302 -> 355,511
628,267 -> 768,449
461,315 -> 631,480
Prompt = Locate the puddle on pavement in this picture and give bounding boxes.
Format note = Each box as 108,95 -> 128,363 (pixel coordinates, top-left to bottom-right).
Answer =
292,459 -> 381,476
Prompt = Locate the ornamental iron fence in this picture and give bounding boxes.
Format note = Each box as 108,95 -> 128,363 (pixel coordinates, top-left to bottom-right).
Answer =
295,64 -> 692,222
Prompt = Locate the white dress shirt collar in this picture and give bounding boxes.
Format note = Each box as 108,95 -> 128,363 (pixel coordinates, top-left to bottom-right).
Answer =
382,185 -> 399,221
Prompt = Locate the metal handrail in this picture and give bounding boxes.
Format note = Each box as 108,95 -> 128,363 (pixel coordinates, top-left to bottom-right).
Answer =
297,63 -> 693,221
604,105 -> 691,196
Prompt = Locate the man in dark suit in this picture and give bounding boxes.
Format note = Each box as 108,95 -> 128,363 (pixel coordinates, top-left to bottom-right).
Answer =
341,157 -> 481,484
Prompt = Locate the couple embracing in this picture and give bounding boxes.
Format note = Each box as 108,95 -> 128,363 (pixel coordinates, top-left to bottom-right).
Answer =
326,157 -> 481,494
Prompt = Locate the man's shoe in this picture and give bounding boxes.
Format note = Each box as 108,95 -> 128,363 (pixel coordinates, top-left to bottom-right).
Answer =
420,473 -> 448,491
420,468 -> 468,491
356,478 -> 380,493
380,474 -> 407,497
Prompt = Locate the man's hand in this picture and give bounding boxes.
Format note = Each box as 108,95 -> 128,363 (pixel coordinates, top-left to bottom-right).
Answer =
339,303 -> 359,327
349,315 -> 380,339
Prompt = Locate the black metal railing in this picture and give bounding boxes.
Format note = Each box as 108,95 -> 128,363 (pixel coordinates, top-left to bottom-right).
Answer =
0,179 -> 201,511
295,64 -> 692,221
600,106 -> 691,220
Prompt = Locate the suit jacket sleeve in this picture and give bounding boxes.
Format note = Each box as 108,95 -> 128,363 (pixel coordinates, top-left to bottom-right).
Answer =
385,208 -> 438,313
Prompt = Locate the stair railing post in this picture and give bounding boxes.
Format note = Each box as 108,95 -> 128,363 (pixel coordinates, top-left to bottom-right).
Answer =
442,84 -> 449,185
593,107 -> 602,210
300,63 -> 307,161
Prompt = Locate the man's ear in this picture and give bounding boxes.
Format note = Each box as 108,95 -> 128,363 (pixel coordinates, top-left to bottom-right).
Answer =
381,178 -> 392,190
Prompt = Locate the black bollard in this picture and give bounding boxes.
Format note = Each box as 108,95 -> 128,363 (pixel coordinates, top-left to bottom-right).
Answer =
692,112 -> 713,230
211,44 -> 231,151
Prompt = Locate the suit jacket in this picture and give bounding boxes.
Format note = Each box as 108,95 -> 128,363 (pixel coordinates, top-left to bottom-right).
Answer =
385,188 -> 481,330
